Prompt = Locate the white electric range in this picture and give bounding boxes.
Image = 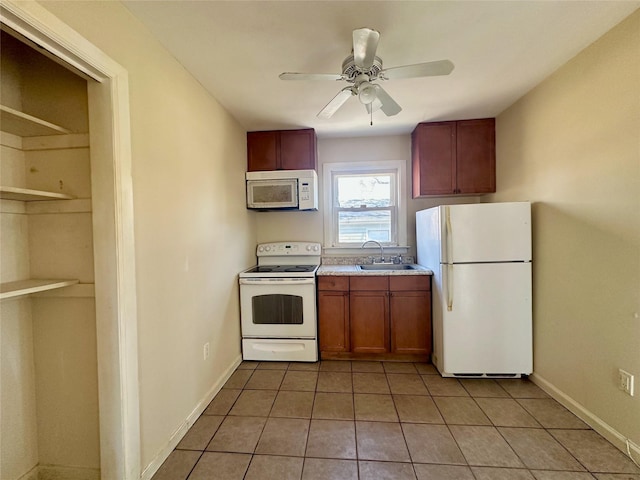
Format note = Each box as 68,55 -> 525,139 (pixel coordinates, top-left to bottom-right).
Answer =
239,241 -> 321,362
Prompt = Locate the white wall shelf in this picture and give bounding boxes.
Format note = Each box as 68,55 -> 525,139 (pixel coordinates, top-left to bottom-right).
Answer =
0,186 -> 75,201
1,279 -> 79,300
1,104 -> 73,137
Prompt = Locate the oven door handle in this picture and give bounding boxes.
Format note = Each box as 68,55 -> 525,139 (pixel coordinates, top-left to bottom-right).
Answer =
239,278 -> 316,285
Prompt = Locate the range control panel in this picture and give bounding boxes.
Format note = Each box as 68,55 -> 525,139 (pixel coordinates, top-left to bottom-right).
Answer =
256,242 -> 321,256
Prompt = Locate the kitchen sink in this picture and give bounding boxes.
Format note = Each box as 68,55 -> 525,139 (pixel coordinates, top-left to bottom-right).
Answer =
357,264 -> 416,271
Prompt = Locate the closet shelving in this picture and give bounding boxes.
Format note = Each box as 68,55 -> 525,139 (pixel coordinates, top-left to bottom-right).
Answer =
1,104 -> 72,136
1,104 -> 81,300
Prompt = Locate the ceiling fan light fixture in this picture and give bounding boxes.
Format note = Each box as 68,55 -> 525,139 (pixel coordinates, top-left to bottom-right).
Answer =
358,82 -> 377,105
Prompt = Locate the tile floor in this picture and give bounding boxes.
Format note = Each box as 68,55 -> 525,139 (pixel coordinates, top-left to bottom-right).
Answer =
152,361 -> 640,480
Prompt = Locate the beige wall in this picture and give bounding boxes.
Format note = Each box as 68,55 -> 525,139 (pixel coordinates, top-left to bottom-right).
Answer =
490,10 -> 640,446
38,0 -> 256,471
256,134 -> 480,254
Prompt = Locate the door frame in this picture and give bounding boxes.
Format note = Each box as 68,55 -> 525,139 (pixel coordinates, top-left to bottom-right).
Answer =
0,1 -> 140,479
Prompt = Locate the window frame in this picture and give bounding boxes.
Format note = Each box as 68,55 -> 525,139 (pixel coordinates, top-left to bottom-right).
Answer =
323,160 -> 407,249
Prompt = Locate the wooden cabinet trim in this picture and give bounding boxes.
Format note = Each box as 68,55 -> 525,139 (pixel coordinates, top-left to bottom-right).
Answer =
318,276 -> 349,291
389,275 -> 431,291
349,275 -> 388,291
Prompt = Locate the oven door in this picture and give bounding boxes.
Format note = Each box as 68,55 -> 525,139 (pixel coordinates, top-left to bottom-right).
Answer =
239,277 -> 316,338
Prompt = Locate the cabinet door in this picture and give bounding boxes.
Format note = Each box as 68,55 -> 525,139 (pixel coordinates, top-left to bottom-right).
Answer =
318,291 -> 350,352
456,118 -> 495,194
412,122 -> 456,197
247,131 -> 278,171
350,291 -> 389,354
390,290 -> 431,355
280,129 -> 317,170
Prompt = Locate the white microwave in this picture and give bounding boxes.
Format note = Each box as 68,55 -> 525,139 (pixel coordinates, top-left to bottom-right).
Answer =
246,169 -> 318,211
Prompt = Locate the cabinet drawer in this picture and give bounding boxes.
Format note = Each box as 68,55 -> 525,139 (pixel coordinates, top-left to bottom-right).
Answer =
318,276 -> 349,291
349,276 -> 388,291
389,275 -> 431,292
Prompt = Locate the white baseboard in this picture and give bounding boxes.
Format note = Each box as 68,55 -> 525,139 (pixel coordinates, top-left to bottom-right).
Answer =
530,372 -> 640,462
16,465 -> 39,480
139,355 -> 243,480
16,465 -> 100,480
38,465 -> 100,480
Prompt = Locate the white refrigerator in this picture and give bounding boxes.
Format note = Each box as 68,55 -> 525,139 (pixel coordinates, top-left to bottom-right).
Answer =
416,202 -> 532,377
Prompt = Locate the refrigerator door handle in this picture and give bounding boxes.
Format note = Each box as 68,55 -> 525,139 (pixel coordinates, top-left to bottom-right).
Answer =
445,206 -> 453,264
447,264 -> 453,311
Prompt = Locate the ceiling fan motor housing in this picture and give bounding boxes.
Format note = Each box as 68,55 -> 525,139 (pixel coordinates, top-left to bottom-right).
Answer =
342,54 -> 383,82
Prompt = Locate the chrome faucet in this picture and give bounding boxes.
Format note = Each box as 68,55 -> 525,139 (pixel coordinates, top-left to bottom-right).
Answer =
361,240 -> 385,264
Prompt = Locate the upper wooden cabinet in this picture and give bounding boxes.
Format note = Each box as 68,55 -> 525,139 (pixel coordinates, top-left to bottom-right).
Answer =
412,118 -> 495,197
247,128 -> 317,171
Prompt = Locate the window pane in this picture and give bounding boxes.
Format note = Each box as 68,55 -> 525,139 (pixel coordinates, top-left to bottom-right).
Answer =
338,210 -> 391,243
337,174 -> 392,208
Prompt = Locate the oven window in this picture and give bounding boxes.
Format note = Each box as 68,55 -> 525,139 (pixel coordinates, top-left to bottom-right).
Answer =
252,294 -> 303,325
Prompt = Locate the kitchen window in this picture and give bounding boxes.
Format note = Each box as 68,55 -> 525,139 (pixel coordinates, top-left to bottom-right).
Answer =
323,161 -> 406,248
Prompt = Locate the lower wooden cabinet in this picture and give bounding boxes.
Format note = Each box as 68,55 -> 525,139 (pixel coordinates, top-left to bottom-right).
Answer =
317,276 -> 350,352
350,291 -> 390,354
318,290 -> 350,352
390,291 -> 431,355
318,274 -> 431,360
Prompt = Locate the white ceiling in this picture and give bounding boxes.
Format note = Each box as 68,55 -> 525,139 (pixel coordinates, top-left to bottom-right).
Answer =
123,1 -> 638,138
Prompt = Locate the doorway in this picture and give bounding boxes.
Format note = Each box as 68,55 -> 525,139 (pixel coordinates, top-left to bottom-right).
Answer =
1,2 -> 140,479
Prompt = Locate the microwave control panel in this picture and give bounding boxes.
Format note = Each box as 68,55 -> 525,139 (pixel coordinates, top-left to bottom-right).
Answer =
300,181 -> 311,202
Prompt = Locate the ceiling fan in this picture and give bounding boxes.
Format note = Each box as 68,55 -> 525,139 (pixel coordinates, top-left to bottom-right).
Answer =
279,27 -> 454,119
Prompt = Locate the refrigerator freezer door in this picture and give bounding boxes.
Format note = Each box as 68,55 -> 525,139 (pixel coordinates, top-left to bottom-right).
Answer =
444,202 -> 531,263
440,262 -> 532,375
416,206 -> 444,267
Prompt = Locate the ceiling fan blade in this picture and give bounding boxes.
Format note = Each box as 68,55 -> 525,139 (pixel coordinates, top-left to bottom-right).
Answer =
279,72 -> 344,81
352,28 -> 380,70
373,85 -> 402,116
317,87 -> 354,119
380,60 -> 454,80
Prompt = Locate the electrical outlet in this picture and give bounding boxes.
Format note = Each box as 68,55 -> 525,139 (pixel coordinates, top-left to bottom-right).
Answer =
203,342 -> 210,360
618,369 -> 634,396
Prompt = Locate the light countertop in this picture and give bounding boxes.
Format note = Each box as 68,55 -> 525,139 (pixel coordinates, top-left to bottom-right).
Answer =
317,264 -> 433,276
